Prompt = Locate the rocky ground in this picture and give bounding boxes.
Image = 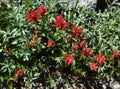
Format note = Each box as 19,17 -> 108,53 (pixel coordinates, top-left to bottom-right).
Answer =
35,75 -> 120,89
1,75 -> 120,89
30,75 -> 120,89
57,0 -> 97,8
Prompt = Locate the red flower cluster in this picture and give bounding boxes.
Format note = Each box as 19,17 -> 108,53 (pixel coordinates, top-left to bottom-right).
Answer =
113,50 -> 120,60
31,36 -> 37,44
95,54 -> 106,65
30,30 -> 40,46
27,6 -> 47,23
82,48 -> 93,59
27,11 -> 41,23
16,69 -> 24,76
90,63 -> 98,71
72,43 -> 79,50
80,40 -> 86,47
47,40 -> 55,48
72,26 -> 83,39
54,15 -> 69,30
66,37 -> 71,42
34,30 -> 40,35
64,54 -> 74,65
36,6 -> 47,16
89,54 -> 106,71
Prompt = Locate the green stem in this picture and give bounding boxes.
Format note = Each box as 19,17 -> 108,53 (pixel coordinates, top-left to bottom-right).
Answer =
95,30 -> 102,49
68,10 -> 71,22
75,0 -> 79,9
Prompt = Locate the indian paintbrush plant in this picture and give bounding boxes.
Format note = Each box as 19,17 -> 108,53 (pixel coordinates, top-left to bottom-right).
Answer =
0,0 -> 120,88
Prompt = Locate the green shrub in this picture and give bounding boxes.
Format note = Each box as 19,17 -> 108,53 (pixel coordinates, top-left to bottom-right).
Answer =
0,0 -> 120,88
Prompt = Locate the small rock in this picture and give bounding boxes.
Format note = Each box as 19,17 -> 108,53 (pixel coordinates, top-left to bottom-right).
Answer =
57,0 -> 97,8
113,82 -> 120,89
102,84 -> 106,89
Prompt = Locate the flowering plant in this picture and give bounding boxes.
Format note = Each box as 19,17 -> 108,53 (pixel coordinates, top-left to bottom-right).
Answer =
0,0 -> 120,88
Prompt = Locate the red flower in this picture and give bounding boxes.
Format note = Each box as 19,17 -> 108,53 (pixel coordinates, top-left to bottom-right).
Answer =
36,6 -> 47,16
61,22 -> 69,30
47,40 -> 55,48
80,40 -> 86,47
16,69 -> 24,76
66,37 -> 71,42
73,26 -> 83,39
95,55 -> 106,65
64,54 -> 74,65
54,15 -> 69,30
31,36 -> 37,44
54,15 -> 65,25
82,48 -> 93,59
72,43 -> 79,50
34,30 -> 40,35
90,63 -> 98,71
27,11 -> 41,23
113,50 -> 120,60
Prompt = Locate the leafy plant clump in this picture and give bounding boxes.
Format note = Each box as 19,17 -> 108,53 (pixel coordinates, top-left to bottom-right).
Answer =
0,0 -> 120,88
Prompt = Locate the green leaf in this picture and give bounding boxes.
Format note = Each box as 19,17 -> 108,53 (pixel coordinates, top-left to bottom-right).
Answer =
54,57 -> 62,63
0,76 -> 4,82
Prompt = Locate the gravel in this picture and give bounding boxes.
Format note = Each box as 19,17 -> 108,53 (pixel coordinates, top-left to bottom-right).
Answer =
57,0 -> 97,8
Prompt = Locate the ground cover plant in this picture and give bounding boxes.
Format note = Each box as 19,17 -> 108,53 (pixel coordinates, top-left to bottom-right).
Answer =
0,0 -> 120,88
